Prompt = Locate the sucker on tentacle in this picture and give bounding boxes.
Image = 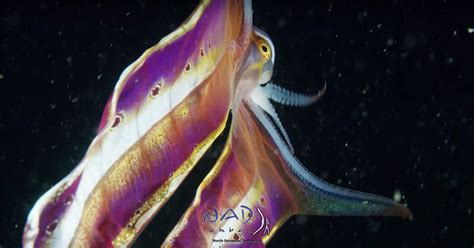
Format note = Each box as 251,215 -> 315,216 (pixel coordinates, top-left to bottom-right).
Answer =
263,81 -> 327,107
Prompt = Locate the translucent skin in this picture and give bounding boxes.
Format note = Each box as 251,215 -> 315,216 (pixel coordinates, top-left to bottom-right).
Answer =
23,1 -> 253,247
23,0 -> 411,247
162,32 -> 411,247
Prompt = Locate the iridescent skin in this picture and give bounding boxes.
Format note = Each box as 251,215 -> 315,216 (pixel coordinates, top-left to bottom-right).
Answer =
23,1 -> 411,247
162,29 -> 412,247
23,1 -> 253,247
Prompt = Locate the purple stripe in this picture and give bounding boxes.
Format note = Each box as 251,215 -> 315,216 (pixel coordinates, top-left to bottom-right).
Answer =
86,92 -> 230,244
171,151 -> 241,247
32,174 -> 82,247
116,0 -> 226,111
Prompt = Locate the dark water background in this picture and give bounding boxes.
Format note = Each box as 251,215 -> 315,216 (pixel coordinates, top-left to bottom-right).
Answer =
1,1 -> 473,247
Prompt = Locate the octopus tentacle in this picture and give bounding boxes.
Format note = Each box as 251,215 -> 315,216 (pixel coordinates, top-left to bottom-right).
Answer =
263,81 -> 326,107
250,85 -> 294,154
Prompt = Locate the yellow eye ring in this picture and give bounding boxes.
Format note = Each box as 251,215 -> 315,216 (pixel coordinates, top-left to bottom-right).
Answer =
257,39 -> 271,61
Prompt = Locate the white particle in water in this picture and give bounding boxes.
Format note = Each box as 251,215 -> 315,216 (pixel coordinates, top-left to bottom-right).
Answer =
393,190 -> 402,202
468,27 -> 474,33
387,38 -> 394,46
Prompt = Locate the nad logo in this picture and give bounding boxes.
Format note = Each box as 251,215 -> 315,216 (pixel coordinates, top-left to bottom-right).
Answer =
202,204 -> 270,236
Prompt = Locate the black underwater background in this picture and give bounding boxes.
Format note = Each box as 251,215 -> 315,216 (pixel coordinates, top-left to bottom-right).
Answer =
1,1 -> 473,247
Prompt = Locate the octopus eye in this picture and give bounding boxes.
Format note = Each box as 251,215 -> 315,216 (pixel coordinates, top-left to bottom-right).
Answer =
257,39 -> 271,61
200,49 -> 205,59
111,113 -> 123,129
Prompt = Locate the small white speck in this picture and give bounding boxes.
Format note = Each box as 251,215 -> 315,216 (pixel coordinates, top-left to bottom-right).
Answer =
344,142 -> 348,147
393,190 -> 402,202
0,74 -> 3,80
66,56 -> 72,63
277,18 -> 286,28
467,27 -> 474,33
387,38 -> 394,46
97,73 -> 103,80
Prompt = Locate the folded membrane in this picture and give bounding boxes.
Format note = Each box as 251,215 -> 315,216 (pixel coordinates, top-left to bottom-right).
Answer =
23,0 -> 253,247
163,96 -> 412,247
23,0 -> 411,247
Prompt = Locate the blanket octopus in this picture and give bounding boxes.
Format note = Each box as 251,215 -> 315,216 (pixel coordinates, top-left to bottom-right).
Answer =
23,0 -> 412,247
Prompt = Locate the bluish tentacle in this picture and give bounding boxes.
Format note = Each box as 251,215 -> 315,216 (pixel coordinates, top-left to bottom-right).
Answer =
263,82 -> 327,107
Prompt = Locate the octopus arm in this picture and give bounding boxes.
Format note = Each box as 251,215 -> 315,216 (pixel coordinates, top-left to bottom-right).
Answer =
162,94 -> 412,247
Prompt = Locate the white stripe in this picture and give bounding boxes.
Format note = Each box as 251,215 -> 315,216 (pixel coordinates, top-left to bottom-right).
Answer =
50,59 -> 213,245
25,0 -> 245,245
